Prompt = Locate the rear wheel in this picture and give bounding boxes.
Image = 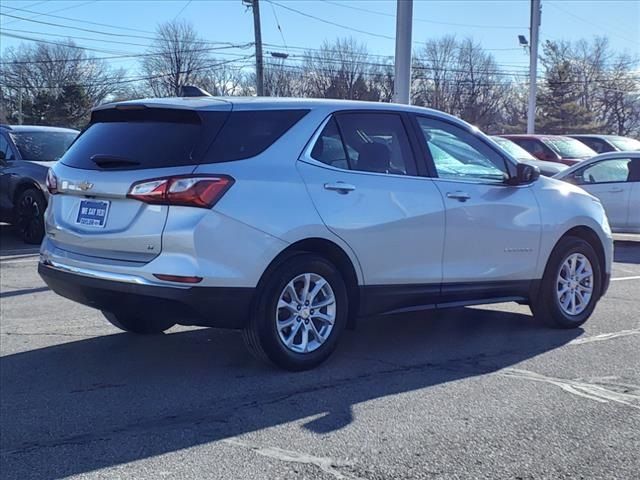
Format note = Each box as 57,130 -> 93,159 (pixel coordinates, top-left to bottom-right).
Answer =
243,254 -> 348,371
531,236 -> 602,328
15,188 -> 46,244
102,311 -> 175,334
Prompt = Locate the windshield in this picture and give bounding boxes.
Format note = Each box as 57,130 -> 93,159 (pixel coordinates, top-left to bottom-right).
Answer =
544,137 -> 596,158
492,137 -> 536,161
10,131 -> 78,162
608,137 -> 640,151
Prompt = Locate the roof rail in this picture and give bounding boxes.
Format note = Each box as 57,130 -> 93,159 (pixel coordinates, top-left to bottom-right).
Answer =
179,85 -> 212,97
0,124 -> 12,130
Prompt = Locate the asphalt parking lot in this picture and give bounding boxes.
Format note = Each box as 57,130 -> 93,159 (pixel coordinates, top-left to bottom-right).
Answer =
1,225 -> 638,480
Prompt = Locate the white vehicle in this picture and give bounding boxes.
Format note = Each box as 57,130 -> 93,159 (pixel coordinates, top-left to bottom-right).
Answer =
554,151 -> 640,234
39,97 -> 613,370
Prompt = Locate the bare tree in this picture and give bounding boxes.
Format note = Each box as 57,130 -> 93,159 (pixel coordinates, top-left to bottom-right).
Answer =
0,40 -> 125,127
140,20 -> 209,97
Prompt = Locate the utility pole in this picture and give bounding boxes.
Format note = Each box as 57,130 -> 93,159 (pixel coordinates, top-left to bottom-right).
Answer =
248,0 -> 264,96
393,0 -> 413,104
527,0 -> 541,133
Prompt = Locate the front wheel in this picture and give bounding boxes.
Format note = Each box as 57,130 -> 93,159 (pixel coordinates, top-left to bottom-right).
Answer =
531,236 -> 602,328
243,254 -> 348,371
102,311 -> 175,334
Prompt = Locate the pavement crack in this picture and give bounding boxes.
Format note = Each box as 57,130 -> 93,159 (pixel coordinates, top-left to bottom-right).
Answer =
499,368 -> 640,409
223,438 -> 367,480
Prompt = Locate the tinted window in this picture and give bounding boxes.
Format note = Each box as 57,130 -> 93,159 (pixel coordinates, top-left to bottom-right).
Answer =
10,131 -> 77,162
0,135 -> 10,160
311,118 -> 350,170
417,117 -> 508,183
204,110 -> 309,163
331,113 -> 417,175
576,158 -> 634,184
578,137 -> 610,154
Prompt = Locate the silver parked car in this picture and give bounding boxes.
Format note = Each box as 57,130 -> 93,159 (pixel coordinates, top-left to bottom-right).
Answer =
39,97 -> 613,370
554,151 -> 640,233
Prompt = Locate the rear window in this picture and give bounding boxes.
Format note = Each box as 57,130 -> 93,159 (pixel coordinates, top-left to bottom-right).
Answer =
202,109 -> 309,163
11,131 -> 77,162
61,108 -> 308,170
61,108 -> 225,170
608,136 -> 640,151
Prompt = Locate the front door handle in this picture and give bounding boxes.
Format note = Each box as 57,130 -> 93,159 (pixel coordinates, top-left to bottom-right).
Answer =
324,182 -> 356,194
607,187 -> 624,193
446,191 -> 471,202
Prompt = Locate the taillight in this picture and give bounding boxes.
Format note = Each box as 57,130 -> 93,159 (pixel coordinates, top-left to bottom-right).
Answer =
127,175 -> 234,208
46,169 -> 58,194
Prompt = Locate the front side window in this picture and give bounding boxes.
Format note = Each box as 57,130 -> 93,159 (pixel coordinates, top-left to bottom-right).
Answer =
311,113 -> 417,176
416,117 -> 508,183
575,158 -> 634,184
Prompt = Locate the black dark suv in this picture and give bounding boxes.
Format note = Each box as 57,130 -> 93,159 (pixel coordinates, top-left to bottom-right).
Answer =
0,125 -> 78,243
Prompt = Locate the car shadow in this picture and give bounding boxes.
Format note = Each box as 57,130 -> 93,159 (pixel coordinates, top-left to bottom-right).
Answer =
613,240 -> 640,265
0,306 -> 580,479
0,223 -> 40,256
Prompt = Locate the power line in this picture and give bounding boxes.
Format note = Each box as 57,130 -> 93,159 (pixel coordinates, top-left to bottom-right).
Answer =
545,1 -> 639,46
0,0 -> 95,27
173,0 -> 193,20
266,0 -> 523,52
320,0 -> 526,30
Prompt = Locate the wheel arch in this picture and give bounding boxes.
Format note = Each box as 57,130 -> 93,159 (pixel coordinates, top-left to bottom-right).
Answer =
13,180 -> 46,206
257,237 -> 361,328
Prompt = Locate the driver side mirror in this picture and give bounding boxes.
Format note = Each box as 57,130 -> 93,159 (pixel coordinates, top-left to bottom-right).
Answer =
512,163 -> 540,185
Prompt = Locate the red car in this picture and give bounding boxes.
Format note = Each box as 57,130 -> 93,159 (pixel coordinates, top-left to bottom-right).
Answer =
500,134 -> 597,166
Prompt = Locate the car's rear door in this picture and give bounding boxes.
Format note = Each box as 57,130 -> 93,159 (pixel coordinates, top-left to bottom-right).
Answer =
412,115 -> 541,301
48,103 -> 231,262
297,111 -> 445,313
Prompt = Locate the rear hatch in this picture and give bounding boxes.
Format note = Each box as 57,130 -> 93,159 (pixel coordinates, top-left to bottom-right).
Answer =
49,102 -> 231,262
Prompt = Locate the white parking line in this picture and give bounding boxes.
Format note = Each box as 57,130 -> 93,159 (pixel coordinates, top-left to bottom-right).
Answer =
611,275 -> 640,281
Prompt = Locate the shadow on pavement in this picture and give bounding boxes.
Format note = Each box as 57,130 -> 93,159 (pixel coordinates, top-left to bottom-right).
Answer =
0,224 -> 39,257
0,307 -> 581,479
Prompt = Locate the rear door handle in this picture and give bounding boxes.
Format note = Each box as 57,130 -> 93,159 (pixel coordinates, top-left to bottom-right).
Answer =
324,182 -> 356,194
607,187 -> 624,193
446,191 -> 471,202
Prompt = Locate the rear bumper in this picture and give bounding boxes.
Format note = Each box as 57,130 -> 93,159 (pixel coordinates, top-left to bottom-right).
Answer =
38,262 -> 254,329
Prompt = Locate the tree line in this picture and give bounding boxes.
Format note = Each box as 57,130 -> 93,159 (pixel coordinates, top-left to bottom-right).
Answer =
1,19 -> 638,136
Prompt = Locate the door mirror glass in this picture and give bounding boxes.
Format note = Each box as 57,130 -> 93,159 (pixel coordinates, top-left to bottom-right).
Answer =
513,163 -> 540,184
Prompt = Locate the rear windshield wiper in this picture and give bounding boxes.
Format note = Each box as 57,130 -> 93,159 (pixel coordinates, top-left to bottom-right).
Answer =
91,154 -> 140,169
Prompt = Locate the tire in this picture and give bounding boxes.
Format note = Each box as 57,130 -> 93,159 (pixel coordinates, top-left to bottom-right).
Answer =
243,253 -> 348,371
102,311 -> 175,334
531,236 -> 602,329
15,188 -> 46,244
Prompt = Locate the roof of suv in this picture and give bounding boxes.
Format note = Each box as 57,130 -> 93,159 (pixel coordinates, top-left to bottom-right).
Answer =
0,125 -> 79,134
95,96 -> 453,116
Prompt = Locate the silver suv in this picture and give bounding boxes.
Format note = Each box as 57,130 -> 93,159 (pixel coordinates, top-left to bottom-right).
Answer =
39,97 -> 613,370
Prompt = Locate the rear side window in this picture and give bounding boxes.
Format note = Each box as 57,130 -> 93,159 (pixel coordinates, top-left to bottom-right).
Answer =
311,112 -> 417,176
61,108 -> 227,170
203,110 -> 309,163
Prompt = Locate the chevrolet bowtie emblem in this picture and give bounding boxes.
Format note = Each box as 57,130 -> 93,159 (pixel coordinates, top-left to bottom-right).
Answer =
78,181 -> 94,191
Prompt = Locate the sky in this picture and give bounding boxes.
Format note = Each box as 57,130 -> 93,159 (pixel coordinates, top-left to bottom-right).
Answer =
1,0 -> 638,79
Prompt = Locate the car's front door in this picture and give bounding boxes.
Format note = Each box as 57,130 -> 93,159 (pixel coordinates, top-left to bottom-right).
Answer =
570,157 -> 637,231
412,116 -> 541,301
297,112 -> 446,313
